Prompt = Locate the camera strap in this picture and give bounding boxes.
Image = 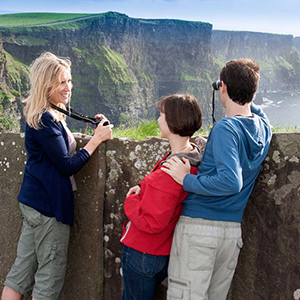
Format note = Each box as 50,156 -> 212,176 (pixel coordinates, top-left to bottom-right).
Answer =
50,103 -> 100,125
212,90 -> 217,124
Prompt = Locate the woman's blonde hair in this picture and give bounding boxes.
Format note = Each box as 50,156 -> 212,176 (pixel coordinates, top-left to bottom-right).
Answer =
23,52 -> 72,129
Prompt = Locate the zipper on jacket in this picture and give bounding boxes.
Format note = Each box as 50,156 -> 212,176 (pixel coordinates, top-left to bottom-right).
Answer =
120,221 -> 131,243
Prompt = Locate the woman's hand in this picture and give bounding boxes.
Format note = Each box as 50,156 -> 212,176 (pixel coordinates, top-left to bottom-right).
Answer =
94,113 -> 106,121
84,116 -> 113,156
93,118 -> 113,144
161,156 -> 191,185
126,185 -> 141,198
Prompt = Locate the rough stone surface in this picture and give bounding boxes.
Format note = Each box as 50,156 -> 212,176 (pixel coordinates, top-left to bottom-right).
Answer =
103,137 -> 170,300
228,132 -> 300,300
0,133 -> 107,300
0,132 -> 300,300
60,135 -> 107,300
0,132 -> 25,285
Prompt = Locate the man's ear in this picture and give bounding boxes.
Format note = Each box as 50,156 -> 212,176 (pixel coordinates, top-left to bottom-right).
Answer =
220,81 -> 227,94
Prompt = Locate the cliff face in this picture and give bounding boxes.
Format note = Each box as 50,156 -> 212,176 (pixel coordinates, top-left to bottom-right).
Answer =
0,38 -> 9,95
294,37 -> 300,51
0,13 -> 213,129
0,37 -> 23,132
1,13 -> 300,131
212,30 -> 300,91
212,30 -> 293,60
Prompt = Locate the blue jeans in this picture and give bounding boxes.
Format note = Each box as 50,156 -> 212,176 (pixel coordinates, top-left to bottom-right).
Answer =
121,245 -> 169,300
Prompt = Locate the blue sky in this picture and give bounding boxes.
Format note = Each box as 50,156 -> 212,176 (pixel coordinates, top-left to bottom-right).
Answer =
0,0 -> 299,37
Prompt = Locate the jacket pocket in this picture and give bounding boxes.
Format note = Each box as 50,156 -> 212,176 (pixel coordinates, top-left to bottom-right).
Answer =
167,277 -> 191,299
188,236 -> 218,271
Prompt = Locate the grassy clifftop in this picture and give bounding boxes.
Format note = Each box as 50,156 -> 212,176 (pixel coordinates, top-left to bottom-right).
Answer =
0,12 -> 103,26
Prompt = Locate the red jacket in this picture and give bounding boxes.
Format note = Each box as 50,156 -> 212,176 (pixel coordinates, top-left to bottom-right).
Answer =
120,148 -> 201,255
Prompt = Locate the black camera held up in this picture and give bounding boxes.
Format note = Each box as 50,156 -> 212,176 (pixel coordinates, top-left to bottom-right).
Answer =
50,103 -> 110,127
90,116 -> 110,127
212,79 -> 222,91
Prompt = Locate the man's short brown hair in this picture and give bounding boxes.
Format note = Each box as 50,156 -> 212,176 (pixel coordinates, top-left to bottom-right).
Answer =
156,94 -> 202,137
220,59 -> 260,105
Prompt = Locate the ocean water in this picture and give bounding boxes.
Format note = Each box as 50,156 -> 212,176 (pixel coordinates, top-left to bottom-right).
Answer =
256,92 -> 300,127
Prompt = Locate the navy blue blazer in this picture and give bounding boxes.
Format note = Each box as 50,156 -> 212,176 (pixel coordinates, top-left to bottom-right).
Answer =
18,111 -> 90,225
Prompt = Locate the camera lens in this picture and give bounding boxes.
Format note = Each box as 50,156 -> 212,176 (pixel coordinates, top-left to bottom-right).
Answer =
212,79 -> 221,90
94,118 -> 110,126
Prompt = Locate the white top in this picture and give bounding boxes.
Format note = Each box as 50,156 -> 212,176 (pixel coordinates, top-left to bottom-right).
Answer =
61,120 -> 77,191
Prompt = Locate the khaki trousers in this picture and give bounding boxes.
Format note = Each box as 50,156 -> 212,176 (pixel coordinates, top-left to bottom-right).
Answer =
4,203 -> 70,300
167,216 -> 243,300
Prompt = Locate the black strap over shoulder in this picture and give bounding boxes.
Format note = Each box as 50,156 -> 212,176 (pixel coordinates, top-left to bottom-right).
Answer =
50,103 -> 109,126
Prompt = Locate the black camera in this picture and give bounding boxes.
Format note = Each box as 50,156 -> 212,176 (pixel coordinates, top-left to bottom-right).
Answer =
212,79 -> 222,91
93,117 -> 110,127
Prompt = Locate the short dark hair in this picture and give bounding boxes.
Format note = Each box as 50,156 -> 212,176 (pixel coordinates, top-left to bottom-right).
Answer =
220,59 -> 260,105
156,94 -> 202,137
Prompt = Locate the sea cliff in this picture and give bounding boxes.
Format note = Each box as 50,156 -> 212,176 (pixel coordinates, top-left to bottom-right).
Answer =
0,12 -> 300,131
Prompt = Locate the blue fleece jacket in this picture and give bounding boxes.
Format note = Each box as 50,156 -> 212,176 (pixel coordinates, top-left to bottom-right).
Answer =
182,103 -> 272,222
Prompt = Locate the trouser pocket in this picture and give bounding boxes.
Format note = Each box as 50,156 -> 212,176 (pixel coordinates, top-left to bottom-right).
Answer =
33,243 -> 69,299
20,203 -> 43,227
227,237 -> 243,270
188,236 -> 218,271
167,277 -> 191,300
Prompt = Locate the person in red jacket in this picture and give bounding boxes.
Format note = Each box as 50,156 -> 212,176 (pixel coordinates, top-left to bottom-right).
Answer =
120,94 -> 204,300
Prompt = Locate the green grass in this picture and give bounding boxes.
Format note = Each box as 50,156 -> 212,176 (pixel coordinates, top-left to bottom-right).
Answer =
112,122 -> 300,140
0,13 -> 100,27
109,122 -> 299,140
0,105 -> 19,132
83,46 -> 134,85
4,50 -> 30,93
80,120 -> 210,140
71,45 -> 135,111
68,119 -> 300,140
77,120 -> 160,140
110,121 -> 212,140
271,125 -> 300,133
112,120 -> 160,140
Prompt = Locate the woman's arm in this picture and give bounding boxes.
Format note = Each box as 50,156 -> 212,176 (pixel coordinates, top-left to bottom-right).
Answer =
33,112 -> 112,176
162,122 -> 243,197
124,170 -> 185,234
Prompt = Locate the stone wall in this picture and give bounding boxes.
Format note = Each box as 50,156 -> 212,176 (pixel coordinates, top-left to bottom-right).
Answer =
0,132 -> 300,299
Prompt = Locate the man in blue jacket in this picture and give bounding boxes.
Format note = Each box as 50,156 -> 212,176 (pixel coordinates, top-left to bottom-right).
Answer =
162,59 -> 272,300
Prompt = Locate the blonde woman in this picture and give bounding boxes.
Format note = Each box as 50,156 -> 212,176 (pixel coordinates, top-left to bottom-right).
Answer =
1,52 -> 113,300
